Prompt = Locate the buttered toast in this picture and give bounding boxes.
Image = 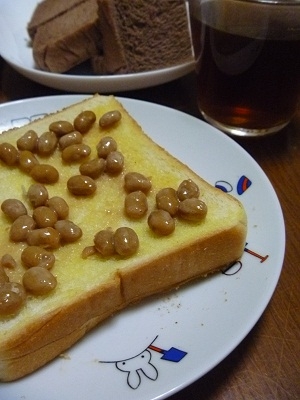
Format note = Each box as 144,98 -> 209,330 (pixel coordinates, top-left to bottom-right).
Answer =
0,95 -> 247,381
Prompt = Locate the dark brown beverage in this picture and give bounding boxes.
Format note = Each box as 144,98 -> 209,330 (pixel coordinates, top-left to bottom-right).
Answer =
190,0 -> 300,135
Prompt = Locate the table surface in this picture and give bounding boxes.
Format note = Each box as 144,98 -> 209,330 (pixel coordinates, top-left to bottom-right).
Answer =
0,57 -> 299,400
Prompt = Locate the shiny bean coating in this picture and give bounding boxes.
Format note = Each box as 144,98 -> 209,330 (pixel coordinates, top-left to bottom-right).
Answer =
96,136 -> 117,158
0,142 -> 19,166
46,196 -> 69,220
26,227 -> 60,249
81,245 -> 96,259
0,254 -> 17,269
1,198 -> 27,221
27,183 -> 49,208
21,246 -> 55,269
0,266 -> 9,284
33,206 -> 58,228
94,229 -> 115,256
61,143 -> 91,163
178,198 -> 207,221
0,282 -> 26,316
17,130 -> 38,151
99,110 -> 121,128
30,164 -> 59,184
67,175 -> 97,196
59,131 -> 82,150
125,191 -> 148,219
9,215 -> 36,242
18,150 -> 39,173
74,110 -> 96,133
156,187 -> 179,216
124,172 -> 152,193
79,157 -> 106,179
22,266 -> 57,295
177,179 -> 200,201
148,210 -> 175,236
105,151 -> 124,174
37,131 -> 58,156
49,120 -> 74,136
114,227 -> 139,257
54,220 -> 82,243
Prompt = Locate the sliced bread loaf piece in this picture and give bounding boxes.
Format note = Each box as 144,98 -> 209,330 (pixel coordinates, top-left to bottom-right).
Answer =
32,0 -> 102,73
96,0 -> 194,74
27,0 -> 87,39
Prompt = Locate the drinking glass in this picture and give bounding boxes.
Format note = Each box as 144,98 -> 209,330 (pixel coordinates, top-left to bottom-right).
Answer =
188,0 -> 300,136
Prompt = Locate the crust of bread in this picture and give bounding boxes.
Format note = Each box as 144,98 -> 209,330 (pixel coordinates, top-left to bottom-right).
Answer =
0,224 -> 243,381
0,94 -> 247,381
0,277 -> 121,381
97,0 -> 127,74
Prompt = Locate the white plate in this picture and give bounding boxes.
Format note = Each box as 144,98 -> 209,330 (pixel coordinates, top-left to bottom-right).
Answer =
0,0 -> 195,93
0,96 -> 285,400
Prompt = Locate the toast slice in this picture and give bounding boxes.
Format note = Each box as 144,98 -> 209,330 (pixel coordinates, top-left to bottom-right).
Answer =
0,95 -> 247,381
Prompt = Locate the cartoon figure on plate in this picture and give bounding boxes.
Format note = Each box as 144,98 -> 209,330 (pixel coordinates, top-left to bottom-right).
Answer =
215,175 -> 269,274
215,175 -> 252,195
100,335 -> 187,390
116,349 -> 158,389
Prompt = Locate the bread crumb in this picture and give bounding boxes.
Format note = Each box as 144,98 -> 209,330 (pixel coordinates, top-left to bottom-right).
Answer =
59,353 -> 71,360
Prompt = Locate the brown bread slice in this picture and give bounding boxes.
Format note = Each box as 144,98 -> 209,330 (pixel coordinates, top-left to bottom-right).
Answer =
96,0 -> 194,74
32,0 -> 102,73
27,0 -> 87,39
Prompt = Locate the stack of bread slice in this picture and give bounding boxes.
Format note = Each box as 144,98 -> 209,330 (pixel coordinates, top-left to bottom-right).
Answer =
28,0 -> 194,74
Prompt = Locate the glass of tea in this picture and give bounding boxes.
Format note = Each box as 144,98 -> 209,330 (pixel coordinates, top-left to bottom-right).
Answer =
188,0 -> 300,137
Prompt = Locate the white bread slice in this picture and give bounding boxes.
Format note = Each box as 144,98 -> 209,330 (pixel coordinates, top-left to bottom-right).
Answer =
0,95 -> 247,381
